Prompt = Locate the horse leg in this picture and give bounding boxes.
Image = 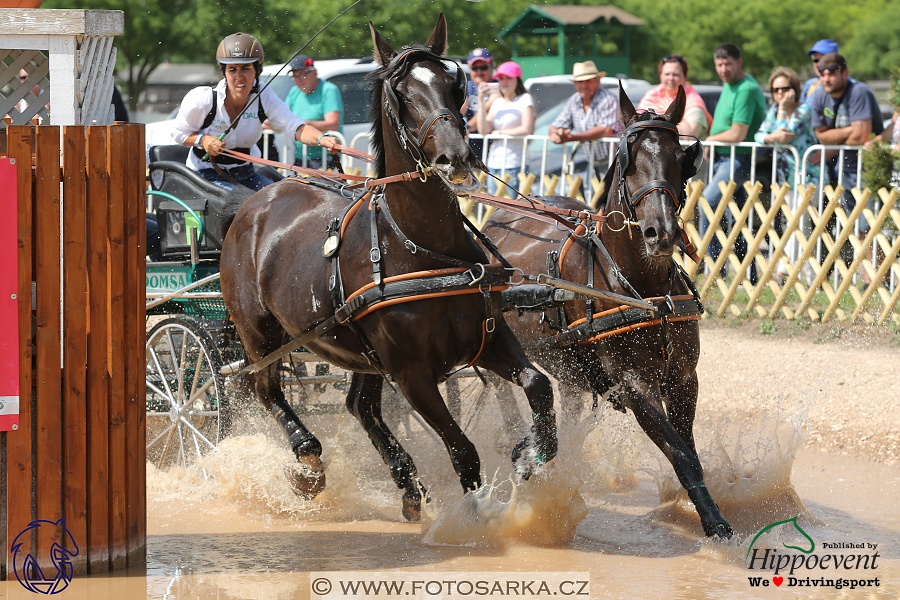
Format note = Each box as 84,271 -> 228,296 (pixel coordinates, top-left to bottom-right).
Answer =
394,374 -> 482,494
345,373 -> 424,522
247,361 -> 326,498
666,371 -> 699,454
625,376 -> 732,538
235,311 -> 325,498
476,323 -> 557,479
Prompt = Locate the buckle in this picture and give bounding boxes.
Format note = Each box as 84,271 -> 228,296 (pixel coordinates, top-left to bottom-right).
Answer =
466,263 -> 486,286
485,317 -> 496,333
370,247 -> 382,263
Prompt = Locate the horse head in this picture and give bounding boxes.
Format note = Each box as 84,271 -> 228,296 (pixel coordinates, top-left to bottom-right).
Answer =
368,13 -> 479,193
613,84 -> 700,264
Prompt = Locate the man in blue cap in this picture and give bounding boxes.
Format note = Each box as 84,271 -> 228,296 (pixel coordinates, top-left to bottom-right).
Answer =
465,47 -> 494,161
801,39 -> 846,104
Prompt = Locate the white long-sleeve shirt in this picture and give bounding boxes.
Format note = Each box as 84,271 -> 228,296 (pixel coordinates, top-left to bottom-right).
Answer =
172,79 -> 306,171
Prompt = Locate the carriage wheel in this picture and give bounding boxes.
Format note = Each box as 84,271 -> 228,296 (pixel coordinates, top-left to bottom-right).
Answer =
146,317 -> 229,470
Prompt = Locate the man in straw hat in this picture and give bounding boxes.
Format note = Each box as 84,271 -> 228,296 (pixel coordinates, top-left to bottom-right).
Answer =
549,60 -> 622,198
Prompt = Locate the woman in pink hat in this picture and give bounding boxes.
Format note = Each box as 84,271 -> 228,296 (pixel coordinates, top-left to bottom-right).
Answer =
475,61 -> 535,194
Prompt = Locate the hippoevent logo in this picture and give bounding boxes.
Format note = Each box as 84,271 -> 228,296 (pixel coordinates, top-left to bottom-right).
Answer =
10,519 -> 79,595
745,516 -> 880,590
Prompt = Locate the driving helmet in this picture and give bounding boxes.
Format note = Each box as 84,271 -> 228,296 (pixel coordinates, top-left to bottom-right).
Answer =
216,33 -> 264,65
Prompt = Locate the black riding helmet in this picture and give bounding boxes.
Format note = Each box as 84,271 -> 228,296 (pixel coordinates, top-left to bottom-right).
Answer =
216,33 -> 264,82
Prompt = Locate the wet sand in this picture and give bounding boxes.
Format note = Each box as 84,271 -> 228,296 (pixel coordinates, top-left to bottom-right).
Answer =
3,322 -> 896,599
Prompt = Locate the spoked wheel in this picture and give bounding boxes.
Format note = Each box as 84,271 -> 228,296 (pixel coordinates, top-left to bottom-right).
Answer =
146,317 -> 229,470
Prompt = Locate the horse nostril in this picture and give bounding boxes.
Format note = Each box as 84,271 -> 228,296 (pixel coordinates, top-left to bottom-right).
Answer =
434,153 -> 452,166
643,226 -> 658,241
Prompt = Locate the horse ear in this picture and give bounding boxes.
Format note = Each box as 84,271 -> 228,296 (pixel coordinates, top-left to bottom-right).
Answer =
619,81 -> 637,126
666,85 -> 686,125
424,12 -> 448,56
369,21 -> 397,66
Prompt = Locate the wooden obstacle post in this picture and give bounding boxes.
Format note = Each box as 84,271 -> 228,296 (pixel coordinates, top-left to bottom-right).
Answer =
2,124 -> 146,579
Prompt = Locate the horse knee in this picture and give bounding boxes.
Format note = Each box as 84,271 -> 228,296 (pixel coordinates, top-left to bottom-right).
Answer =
519,368 -> 554,414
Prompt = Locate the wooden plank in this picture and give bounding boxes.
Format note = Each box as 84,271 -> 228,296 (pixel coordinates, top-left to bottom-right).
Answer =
6,125 -> 34,575
123,123 -> 146,565
62,125 -> 89,576
85,125 -> 109,572
33,126 -> 63,569
0,9 -> 124,36
105,124 -> 127,570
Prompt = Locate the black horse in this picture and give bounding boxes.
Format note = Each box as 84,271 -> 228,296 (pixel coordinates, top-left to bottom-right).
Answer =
482,88 -> 733,538
219,14 -> 557,521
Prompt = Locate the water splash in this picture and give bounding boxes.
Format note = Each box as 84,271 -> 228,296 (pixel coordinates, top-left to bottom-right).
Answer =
650,390 -> 822,540
421,417 -> 594,547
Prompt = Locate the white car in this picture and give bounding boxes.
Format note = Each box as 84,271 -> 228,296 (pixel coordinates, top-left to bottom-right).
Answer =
524,74 -> 653,114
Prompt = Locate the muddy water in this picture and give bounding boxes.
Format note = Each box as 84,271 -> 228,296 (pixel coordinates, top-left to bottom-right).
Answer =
5,368 -> 897,599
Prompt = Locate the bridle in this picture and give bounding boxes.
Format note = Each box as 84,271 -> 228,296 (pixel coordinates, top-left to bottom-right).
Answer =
381,46 -> 468,173
615,110 -> 703,223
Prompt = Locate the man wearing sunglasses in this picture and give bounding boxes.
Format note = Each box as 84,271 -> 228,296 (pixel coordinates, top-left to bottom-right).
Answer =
465,47 -> 494,160
802,39 -> 838,105
809,53 -> 883,242
285,55 -> 343,169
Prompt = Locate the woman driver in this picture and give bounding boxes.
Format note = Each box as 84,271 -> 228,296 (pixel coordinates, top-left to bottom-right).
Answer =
171,32 -> 338,190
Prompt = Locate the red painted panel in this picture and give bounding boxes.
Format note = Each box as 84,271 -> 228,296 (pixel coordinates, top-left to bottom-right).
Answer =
0,158 -> 19,431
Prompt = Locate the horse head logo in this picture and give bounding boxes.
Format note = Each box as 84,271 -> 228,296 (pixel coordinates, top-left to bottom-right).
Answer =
11,519 -> 79,595
746,516 -> 815,560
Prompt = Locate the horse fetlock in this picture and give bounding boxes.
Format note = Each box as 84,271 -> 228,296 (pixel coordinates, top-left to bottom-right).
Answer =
388,453 -> 415,488
688,482 -> 733,539
532,411 -> 558,462
292,434 -> 323,459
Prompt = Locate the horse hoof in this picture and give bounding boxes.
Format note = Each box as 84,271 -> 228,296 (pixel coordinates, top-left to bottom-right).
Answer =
284,454 -> 326,499
401,491 -> 421,522
703,518 -> 734,539
511,437 -> 536,480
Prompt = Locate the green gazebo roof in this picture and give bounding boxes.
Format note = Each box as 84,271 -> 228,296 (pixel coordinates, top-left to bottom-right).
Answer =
499,5 -> 645,38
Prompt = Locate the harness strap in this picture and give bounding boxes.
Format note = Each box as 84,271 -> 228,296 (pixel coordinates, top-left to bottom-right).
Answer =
374,195 -> 513,276
630,180 -> 681,207
369,196 -> 383,286
416,108 -> 464,148
553,296 -> 702,348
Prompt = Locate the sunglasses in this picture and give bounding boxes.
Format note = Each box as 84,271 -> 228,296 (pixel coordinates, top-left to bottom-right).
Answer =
819,64 -> 843,74
772,86 -> 793,93
470,64 -> 491,72
662,54 -> 687,65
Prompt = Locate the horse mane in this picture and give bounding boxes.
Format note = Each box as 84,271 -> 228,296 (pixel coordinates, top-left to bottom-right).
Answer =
366,43 -> 430,178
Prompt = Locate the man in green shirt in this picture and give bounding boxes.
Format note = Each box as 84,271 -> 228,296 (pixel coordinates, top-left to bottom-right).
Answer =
700,43 -> 767,280
285,55 -> 343,170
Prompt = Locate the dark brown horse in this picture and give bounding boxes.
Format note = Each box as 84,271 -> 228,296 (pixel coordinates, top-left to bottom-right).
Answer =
482,87 -> 733,538
219,15 -> 557,521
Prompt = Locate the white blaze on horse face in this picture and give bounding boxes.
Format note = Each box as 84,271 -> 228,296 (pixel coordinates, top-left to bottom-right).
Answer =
311,286 -> 320,312
411,65 -> 437,86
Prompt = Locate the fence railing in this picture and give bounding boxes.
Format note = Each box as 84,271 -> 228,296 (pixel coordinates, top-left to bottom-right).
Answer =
1,124 -> 147,577
288,132 -> 899,324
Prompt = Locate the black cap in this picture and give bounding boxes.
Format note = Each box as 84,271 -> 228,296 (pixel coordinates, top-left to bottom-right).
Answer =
290,55 -> 314,71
